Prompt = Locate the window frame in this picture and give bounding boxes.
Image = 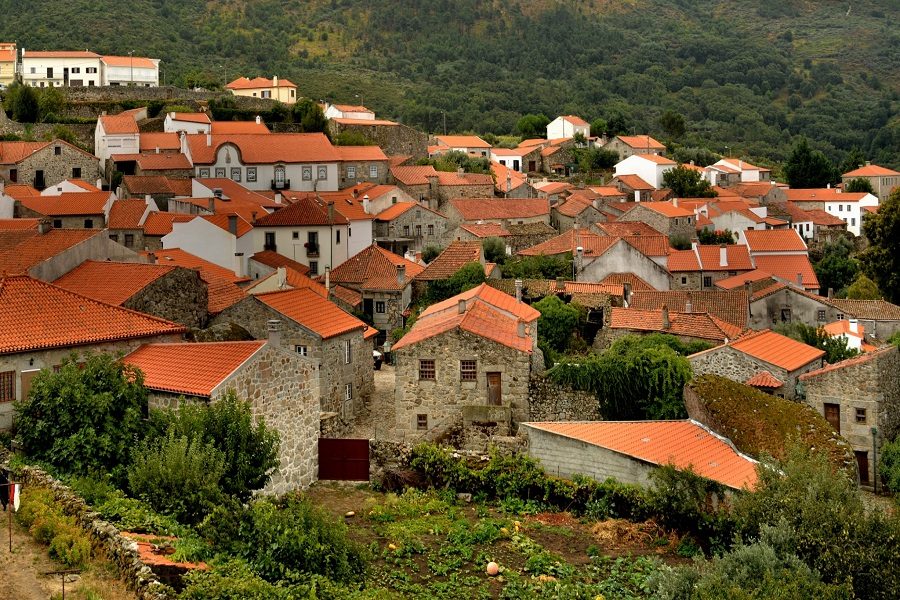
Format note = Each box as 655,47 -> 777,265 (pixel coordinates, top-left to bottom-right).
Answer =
419,359 -> 436,381
0,370 -> 14,403
855,408 -> 867,424
417,414 -> 428,430
369,164 -> 378,178
246,167 -> 257,182
344,339 -> 352,364
460,360 -> 477,382
375,301 -> 386,313
302,166 -> 313,181
295,345 -> 308,357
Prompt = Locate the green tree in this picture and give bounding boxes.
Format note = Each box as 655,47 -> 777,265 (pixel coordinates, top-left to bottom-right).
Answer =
533,295 -> 580,353
332,130 -> 375,146
573,146 -> 619,179
424,261 -> 486,304
37,86 -> 65,122
838,148 -> 866,175
501,253 -> 573,280
845,273 -> 880,300
813,238 -> 859,296
879,438 -> 900,495
590,117 -> 607,137
783,138 -> 839,188
292,98 -> 327,133
859,187 -> 900,303
482,236 -> 507,264
662,165 -> 716,198
843,177 -> 874,194
773,322 -> 858,364
698,229 -> 735,245
417,150 -> 491,175
4,83 -> 39,122
516,113 -> 549,138
659,109 -> 686,139
14,354 -> 148,480
422,245 -> 441,263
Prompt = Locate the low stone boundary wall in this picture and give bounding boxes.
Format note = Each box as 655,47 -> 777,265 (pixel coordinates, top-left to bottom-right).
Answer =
6,462 -> 175,600
528,375 -> 601,422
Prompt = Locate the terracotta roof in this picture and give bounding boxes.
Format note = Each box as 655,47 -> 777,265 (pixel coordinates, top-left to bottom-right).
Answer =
843,164 -> 900,178
491,148 -> 528,157
186,133 -> 339,165
210,121 -> 270,134
108,199 -> 149,229
435,135 -> 491,149
610,307 -> 742,342
714,269 -> 775,290
828,299 -> 900,321
245,265 -> 325,297
560,115 -> 589,126
532,181 -> 572,194
331,284 -> 362,307
517,229 -> 660,259
123,175 -> 175,195
0,141 -> 51,164
667,249 -> 700,271
101,55 -> 157,69
743,229 -> 807,253
0,219 -> 39,231
0,275 -> 185,355
125,341 -> 266,396
254,197 -> 348,226
99,114 -> 139,135
522,420 -> 758,490
785,189 -> 869,203
168,112 -> 211,124
332,104 -> 372,113
393,283 -> 538,353
614,174 -> 654,190
196,178 -> 280,209
799,345 -> 896,381
751,255 -> 819,290
147,248 -> 247,314
416,241 -> 482,281
745,370 -> 784,388
143,212 -> 194,236
634,154 -> 676,166
555,195 -> 596,217
596,222 -> 658,237
491,161 -> 529,194
53,260 -> 176,305
24,50 -> 100,58
226,76 -> 296,90
18,192 -> 110,217
329,244 -> 423,291
489,279 -> 624,300
2,184 -> 41,199
670,245 -> 753,272
256,288 -> 367,339
615,135 -> 666,150
589,186 -> 627,198
0,229 -> 100,275
629,201 -> 693,218
459,223 -> 511,238
370,201 -> 415,221
111,152 -> 193,171
822,319 -> 865,339
332,117 -> 398,127
598,272 -> 656,291
335,146 -> 388,161
390,165 -> 492,187
139,133 -> 181,152
728,329 -> 824,371
450,198 -> 549,221
249,250 -> 310,275
630,290 -> 749,329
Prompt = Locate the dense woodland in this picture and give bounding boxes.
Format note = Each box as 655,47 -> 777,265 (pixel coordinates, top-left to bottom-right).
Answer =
0,0 -> 896,168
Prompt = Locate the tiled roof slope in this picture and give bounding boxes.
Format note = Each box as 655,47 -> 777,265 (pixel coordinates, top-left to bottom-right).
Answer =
751,255 -> 819,290
743,229 -> 807,253
629,290 -> 749,329
329,245 -> 423,291
256,288 -> 367,339
0,219 -> 39,231
610,307 -> 742,342
828,299 -> 900,321
416,241 -> 482,281
147,248 -> 247,314
523,420 -> 758,490
254,197 -> 349,226
598,272 -> 657,291
450,198 -> 549,221
143,212 -> 195,236
53,261 -> 176,305
745,371 -> 784,388
249,250 -> 310,275
0,275 -> 185,355
186,133 -> 338,165
728,329 -> 824,371
125,341 -> 266,397
799,345 -> 897,381
0,229 -> 100,275
108,199 -> 149,229
19,192 -> 111,216
843,165 -> 900,177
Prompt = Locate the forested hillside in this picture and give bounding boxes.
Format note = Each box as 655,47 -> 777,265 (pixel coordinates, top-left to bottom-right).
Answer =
1,0 -> 897,166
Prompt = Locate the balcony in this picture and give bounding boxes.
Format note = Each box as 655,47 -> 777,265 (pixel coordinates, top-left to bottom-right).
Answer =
305,243 -> 320,258
271,178 -> 291,190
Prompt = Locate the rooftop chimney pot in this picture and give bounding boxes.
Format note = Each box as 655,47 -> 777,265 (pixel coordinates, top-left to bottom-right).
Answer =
266,319 -> 282,347
661,305 -> 671,330
458,299 -> 467,314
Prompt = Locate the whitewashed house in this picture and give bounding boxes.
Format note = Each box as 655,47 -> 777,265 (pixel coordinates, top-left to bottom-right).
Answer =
713,158 -> 772,183
100,55 -> 160,86
164,112 -> 212,134
547,115 -> 590,140
324,104 -> 375,120
786,189 -> 878,236
162,214 -> 255,278
95,113 -> 140,161
21,50 -> 102,87
613,154 -> 677,189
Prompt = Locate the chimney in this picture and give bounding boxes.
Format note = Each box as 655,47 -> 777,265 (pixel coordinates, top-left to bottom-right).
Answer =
96,178 -> 103,190
206,133 -> 212,147
457,167 -> 464,176
228,214 -> 238,235
685,297 -> 693,313
849,319 -> 859,335
515,278 -> 524,301
208,197 -> 215,213
362,194 -> 370,214
255,115 -> 261,125
673,197 -> 679,207
745,280 -> 753,323
661,305 -> 670,330
865,161 -> 871,166
179,131 -> 188,154
827,287 -> 834,299
266,319 -> 282,347
458,298 -> 467,314
147,251 -> 157,264
555,277 -> 564,292
276,266 -> 287,288
623,282 -> 632,306
719,244 -> 727,267
213,188 -> 224,200
327,201 -> 335,223
324,266 -> 331,292
233,251 -> 245,277
827,183 -> 831,189
517,319 -> 526,338
574,246 -> 584,279
274,192 -> 282,204
397,264 -> 406,286
37,219 -> 51,234
797,272 -> 803,287
273,75 -> 279,87
634,189 -> 640,202
691,238 -> 698,253
427,174 -> 439,199
101,110 -> 107,117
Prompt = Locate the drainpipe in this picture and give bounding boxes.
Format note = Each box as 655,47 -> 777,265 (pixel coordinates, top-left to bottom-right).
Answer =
872,427 -> 879,493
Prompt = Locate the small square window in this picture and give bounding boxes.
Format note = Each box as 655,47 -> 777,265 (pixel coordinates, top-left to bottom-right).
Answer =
295,345 -> 308,356
837,313 -> 845,320
124,234 -> 134,247
347,166 -> 356,179
419,359 -> 435,380
199,168 -> 210,178
817,309 -> 826,322
247,167 -> 257,182
292,231 -> 299,239
375,301 -> 386,313
0,370 -> 15,402
309,261 -> 318,275
703,276 -> 712,288
417,414 -> 428,431
855,408 -> 867,424
215,167 -> 226,178
109,233 -> 119,242
460,360 -> 477,382
231,167 -> 241,182
84,218 -> 94,228
302,167 -> 313,181
53,219 -> 63,228
681,276 -> 687,285
72,167 -> 81,178
54,146 -> 61,155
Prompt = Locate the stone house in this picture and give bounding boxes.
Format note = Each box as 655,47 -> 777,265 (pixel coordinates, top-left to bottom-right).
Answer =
391,284 -> 542,440
689,329 -> 825,399
107,198 -> 157,251
628,289 -> 751,331
603,135 -> 666,161
504,222 -> 559,254
748,282 -> 842,330
491,160 -> 534,197
124,339 -> 320,493
668,244 -> 754,291
327,118 -> 428,159
551,193 -> 606,232
604,305 -> 743,348
431,135 -> 492,158
828,299 -> 900,341
452,223 -> 511,247
210,288 -> 374,433
336,146 -> 390,187
611,175 -> 654,202
390,165 -> 494,206
0,139 -> 101,190
532,180 -> 573,204
617,201 -> 696,243
443,197 -> 551,237
248,250 -> 310,280
108,152 -> 194,182
799,346 -> 900,489
120,175 -> 185,210
327,244 -> 424,336
540,142 -> 578,176
521,420 -> 758,491
373,201 -> 449,256
141,212 -> 194,251
15,191 -> 114,229
0,274 -> 186,430
841,164 -> 899,203
413,240 -> 484,298
53,260 -> 208,328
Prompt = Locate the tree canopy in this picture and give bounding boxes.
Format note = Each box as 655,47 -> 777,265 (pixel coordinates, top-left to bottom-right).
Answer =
662,165 -> 716,198
844,177 -> 875,194
783,138 -> 839,188
860,187 -> 900,303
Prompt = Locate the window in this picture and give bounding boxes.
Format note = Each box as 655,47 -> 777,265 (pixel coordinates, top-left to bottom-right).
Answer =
72,167 -> 81,178
274,166 -> 286,186
309,261 -> 318,275
9,168 -> 16,182
302,166 -> 313,181
428,224 -> 434,236
84,219 -> 94,228
344,340 -> 352,364
838,204 -> 843,212
681,277 -> 687,285
247,167 -> 257,182
0,370 -> 14,403
703,276 -> 712,288
856,408 -> 867,424
336,230 -> 341,244
345,383 -> 353,401
317,166 -> 327,180
403,225 -> 410,236
817,309 -> 826,322
231,167 -> 241,182
199,168 -> 210,178
780,308 -> 792,323
417,414 -> 428,430
369,165 -> 378,178
109,233 -> 118,242
415,224 -> 422,237
86,67 -> 97,74
837,313 -> 845,320
391,196 -> 398,204
851,218 -> 856,226
264,231 -> 276,251
54,145 -> 61,155
805,223 -> 810,232
347,166 -> 356,179
460,360 -> 477,382
71,67 -> 80,74
375,301 -> 386,313
215,167 -> 226,178
295,345 -> 308,356
124,234 -> 134,247
29,67 -> 35,74
419,359 -> 436,380
53,219 -> 62,228
261,90 -> 271,99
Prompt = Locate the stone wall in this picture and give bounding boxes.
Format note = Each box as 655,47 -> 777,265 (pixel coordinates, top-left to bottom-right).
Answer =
327,121 -> 428,159
375,205 -> 449,253
528,375 -> 601,422
10,142 -> 101,190
393,328 -> 532,441
125,268 -> 208,329
7,462 -> 176,600
0,118 -> 96,151
688,345 -> 822,399
108,228 -> 146,253
28,232 -> 141,282
14,205 -> 105,229
749,287 -> 839,330
337,160 -> 390,187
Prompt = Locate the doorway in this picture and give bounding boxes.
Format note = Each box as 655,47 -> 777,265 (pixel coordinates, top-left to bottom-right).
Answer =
487,372 -> 501,406
824,403 -> 841,433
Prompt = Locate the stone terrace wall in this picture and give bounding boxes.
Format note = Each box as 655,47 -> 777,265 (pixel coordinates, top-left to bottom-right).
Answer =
528,375 -> 601,422
5,461 -> 175,600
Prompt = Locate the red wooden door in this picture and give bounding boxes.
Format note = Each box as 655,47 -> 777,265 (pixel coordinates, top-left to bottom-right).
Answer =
487,372 -> 502,406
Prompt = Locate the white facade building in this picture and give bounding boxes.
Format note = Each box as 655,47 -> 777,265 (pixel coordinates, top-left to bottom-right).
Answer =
21,50 -> 102,87
613,154 -> 677,189
546,115 -> 590,140
162,215 -> 255,278
324,104 -> 375,121
100,55 -> 160,86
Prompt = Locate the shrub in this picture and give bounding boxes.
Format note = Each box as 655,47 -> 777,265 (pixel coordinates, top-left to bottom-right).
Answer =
16,487 -> 93,568
533,295 -> 580,353
878,437 -> 900,494
127,431 -> 226,525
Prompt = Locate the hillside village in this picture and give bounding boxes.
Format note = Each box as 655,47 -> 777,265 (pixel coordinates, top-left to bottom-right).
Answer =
1,45 -> 900,598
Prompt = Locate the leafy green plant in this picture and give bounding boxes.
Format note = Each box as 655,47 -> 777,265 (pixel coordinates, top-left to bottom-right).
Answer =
15,487 -> 93,568
533,295 -> 580,353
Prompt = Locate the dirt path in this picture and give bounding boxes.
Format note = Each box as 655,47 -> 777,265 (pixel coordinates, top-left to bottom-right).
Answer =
346,363 -> 399,441
0,510 -> 70,600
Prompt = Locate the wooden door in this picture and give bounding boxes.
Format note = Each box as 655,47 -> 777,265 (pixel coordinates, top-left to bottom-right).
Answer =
487,372 -> 502,406
824,403 -> 841,433
856,451 -> 870,485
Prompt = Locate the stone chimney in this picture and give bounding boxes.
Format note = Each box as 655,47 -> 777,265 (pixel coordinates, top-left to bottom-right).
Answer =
849,319 -> 859,335
266,319 -> 282,347
797,272 -> 803,287
515,279 -> 524,301
719,244 -> 727,267
661,305 -> 670,330
276,266 -> 287,288
517,319 -> 526,338
37,219 -> 51,234
324,266 -> 331,292
208,197 -> 215,213
147,251 -> 157,264
427,175 -> 439,200
574,246 -> 584,278
327,201 -> 335,223
397,264 -> 406,286
206,132 -> 212,147
458,298 -> 467,314
155,146 -> 160,154
827,287 -> 834,299
228,214 -> 238,235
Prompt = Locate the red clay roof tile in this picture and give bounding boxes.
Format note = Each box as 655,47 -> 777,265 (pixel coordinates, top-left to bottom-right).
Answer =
256,287 -> 367,339
728,329 -> 824,372
53,260 -> 177,305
